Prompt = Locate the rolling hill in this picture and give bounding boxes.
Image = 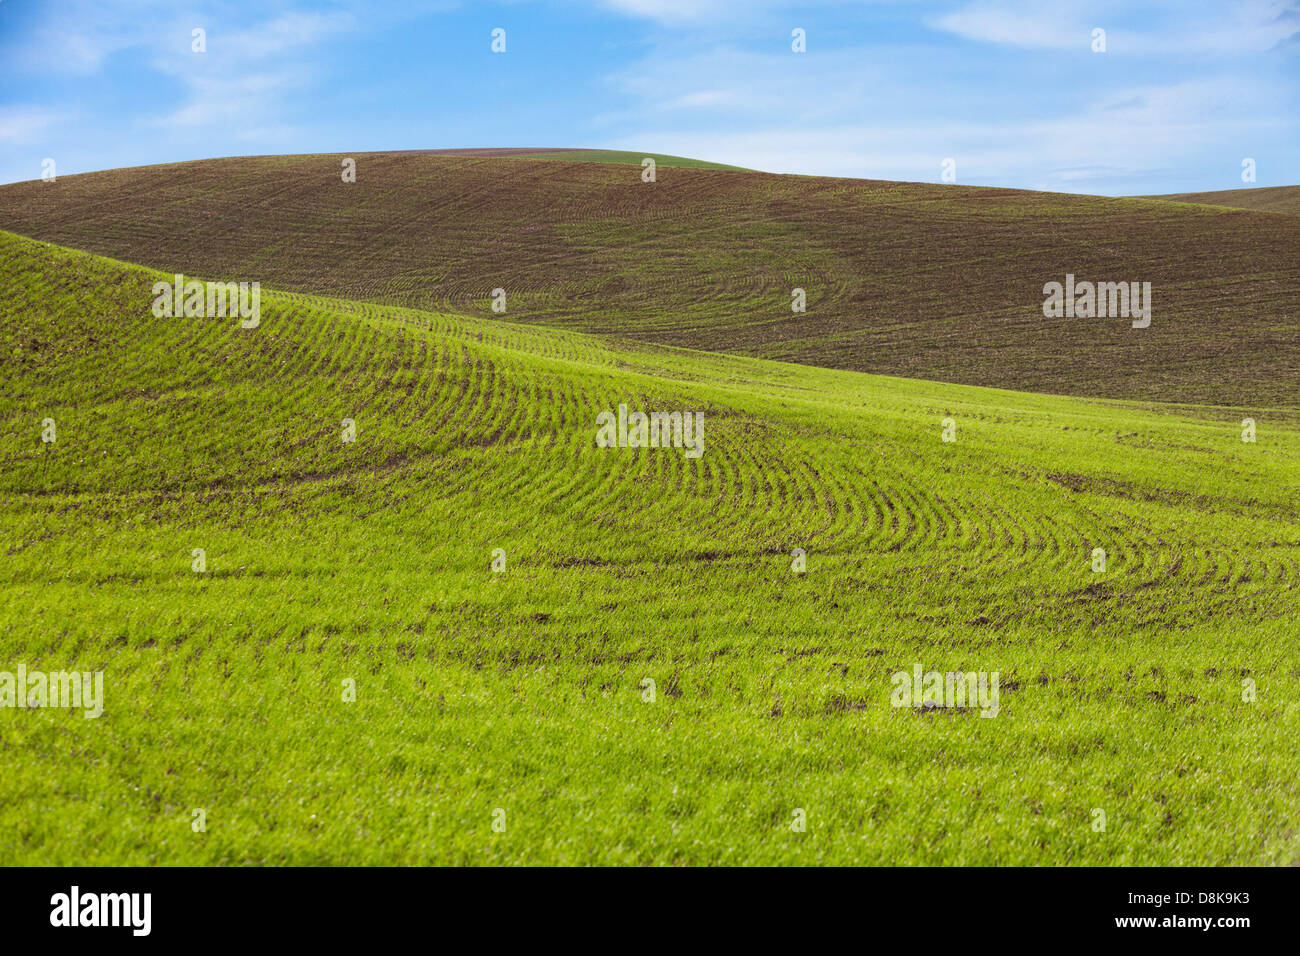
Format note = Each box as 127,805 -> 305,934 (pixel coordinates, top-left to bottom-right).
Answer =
1,152 -> 1296,407
1139,184 -> 1300,216
391,147 -> 752,169
2,226 -> 1298,864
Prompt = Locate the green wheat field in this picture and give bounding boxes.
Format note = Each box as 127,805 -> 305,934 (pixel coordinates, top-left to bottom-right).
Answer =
1,154 -> 1298,865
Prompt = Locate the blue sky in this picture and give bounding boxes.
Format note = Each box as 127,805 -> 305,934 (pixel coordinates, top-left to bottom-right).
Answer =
1,0 -> 1297,193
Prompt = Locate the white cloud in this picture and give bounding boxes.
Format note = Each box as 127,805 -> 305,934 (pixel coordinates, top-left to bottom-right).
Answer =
597,36 -> 1292,193
0,107 -> 72,144
151,70 -> 316,129
929,1 -> 1086,50
147,11 -> 354,131
671,90 -> 734,107
593,0 -> 887,25
930,0 -> 1300,55
10,0 -> 155,74
225,11 -> 356,60
600,44 -> 888,122
596,0 -> 769,22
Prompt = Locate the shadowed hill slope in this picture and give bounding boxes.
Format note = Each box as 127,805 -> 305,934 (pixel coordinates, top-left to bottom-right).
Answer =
1,152 -> 1296,407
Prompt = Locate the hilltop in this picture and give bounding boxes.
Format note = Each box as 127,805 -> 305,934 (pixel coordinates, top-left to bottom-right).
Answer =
1,152 -> 1296,407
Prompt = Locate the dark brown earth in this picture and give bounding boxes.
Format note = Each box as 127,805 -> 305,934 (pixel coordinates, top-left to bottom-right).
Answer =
1,151 -> 1296,406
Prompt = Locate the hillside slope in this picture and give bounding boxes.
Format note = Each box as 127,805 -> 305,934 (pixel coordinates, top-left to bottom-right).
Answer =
1,153 -> 1296,407
393,147 -> 751,169
1139,184 -> 1300,216
2,229 -> 1298,864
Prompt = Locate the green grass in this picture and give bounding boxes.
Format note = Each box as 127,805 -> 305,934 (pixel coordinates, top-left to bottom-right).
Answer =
1,229 -> 1298,865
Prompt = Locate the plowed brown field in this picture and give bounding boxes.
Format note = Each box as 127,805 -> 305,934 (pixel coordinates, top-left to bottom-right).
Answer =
1140,184 -> 1300,216
1,151 -> 1296,406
